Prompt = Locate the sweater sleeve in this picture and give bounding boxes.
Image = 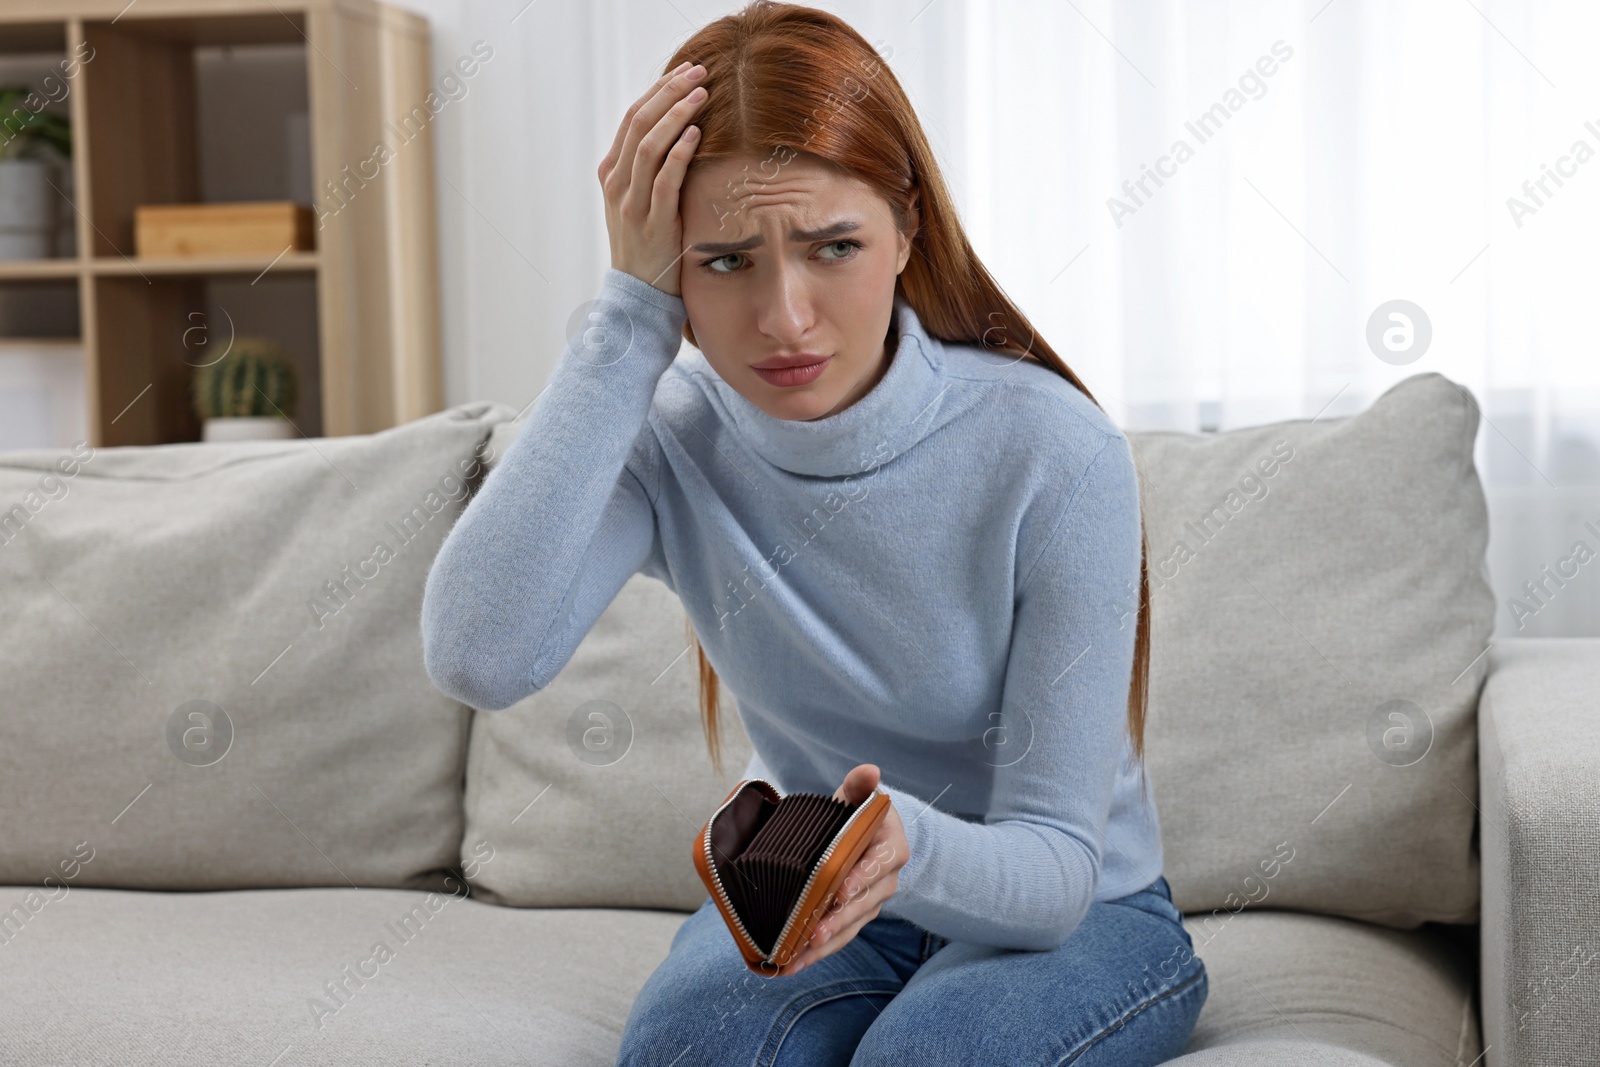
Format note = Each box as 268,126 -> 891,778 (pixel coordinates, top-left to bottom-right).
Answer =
876,431 -> 1143,950
420,268 -> 686,711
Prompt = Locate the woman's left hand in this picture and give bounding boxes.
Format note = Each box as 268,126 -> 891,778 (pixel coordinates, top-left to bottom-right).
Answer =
784,763 -> 909,975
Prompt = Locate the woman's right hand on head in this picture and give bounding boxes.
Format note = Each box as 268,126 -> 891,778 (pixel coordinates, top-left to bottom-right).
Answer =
599,60 -> 709,298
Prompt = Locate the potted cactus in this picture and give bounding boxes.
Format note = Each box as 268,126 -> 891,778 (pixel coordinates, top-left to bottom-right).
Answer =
192,336 -> 300,442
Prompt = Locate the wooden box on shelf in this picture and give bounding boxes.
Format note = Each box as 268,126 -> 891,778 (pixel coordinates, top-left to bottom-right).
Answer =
134,202 -> 316,259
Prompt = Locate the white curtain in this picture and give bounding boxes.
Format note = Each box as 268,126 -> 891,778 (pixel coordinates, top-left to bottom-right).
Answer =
412,0 -> 1600,637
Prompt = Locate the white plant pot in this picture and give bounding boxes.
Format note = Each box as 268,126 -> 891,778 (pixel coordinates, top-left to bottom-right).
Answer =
201,416 -> 298,442
0,159 -> 58,262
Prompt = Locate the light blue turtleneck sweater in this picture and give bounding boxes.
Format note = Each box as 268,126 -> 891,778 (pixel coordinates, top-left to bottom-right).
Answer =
421,268 -> 1164,951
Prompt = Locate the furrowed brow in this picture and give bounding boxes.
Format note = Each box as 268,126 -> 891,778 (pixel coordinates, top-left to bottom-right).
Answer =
689,219 -> 862,255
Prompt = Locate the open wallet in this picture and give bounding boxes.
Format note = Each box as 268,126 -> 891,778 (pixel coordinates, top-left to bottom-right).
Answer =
693,777 -> 892,976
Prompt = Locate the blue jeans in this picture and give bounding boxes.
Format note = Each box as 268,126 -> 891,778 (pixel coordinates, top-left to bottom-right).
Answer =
616,875 -> 1206,1066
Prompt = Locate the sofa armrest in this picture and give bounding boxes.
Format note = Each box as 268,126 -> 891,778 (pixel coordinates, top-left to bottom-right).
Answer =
1479,637 -> 1600,1067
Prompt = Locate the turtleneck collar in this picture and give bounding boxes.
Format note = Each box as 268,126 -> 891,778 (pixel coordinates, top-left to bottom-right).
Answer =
696,294 -> 947,477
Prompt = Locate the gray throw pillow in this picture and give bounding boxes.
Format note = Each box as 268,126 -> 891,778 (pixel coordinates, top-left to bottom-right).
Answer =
0,402 -> 510,891
1135,371 -> 1491,928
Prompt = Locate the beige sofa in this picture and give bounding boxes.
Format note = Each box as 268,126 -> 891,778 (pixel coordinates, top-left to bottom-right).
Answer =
0,371 -> 1592,1067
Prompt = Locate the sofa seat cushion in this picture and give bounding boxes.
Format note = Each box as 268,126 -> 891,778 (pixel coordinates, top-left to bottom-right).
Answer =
0,886 -> 681,1066
1173,909 -> 1479,1067
0,884 -> 1478,1067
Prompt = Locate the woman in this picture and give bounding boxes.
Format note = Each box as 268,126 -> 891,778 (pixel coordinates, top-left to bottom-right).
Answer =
420,2 -> 1207,1063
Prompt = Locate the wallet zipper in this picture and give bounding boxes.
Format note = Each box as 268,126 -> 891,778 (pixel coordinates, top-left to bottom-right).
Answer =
703,780 -> 778,961
764,784 -> 886,967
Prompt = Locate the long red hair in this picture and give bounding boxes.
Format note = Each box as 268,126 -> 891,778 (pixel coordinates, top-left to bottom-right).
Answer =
667,1 -> 1152,790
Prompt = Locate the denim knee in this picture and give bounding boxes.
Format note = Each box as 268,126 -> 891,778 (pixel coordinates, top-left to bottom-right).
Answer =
1064,963 -> 1208,1066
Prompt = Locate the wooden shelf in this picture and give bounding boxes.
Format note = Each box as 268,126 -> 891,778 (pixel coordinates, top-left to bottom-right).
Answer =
0,0 -> 443,447
0,253 -> 321,280
0,259 -> 81,280
93,251 -> 321,277
0,337 -> 80,348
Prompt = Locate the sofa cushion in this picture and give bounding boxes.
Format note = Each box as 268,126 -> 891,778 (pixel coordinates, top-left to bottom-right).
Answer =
0,885 -> 683,1066
1134,371 -> 1492,928
1171,910 -> 1479,1066
0,883 -> 1475,1066
0,402 -> 511,890
461,417 -> 753,909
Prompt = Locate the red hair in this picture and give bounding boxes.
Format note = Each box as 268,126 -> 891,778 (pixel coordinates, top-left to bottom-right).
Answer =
668,1 -> 1152,790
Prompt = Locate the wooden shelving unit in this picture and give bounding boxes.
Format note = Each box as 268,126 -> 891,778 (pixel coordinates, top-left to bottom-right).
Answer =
0,0 -> 443,445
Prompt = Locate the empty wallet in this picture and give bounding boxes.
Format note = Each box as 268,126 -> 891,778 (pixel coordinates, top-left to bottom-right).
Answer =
693,777 -> 891,976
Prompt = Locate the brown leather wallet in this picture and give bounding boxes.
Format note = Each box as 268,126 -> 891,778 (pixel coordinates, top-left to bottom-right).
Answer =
693,777 -> 891,976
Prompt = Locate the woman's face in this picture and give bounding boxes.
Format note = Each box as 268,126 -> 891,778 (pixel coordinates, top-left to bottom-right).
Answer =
679,152 -> 916,422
